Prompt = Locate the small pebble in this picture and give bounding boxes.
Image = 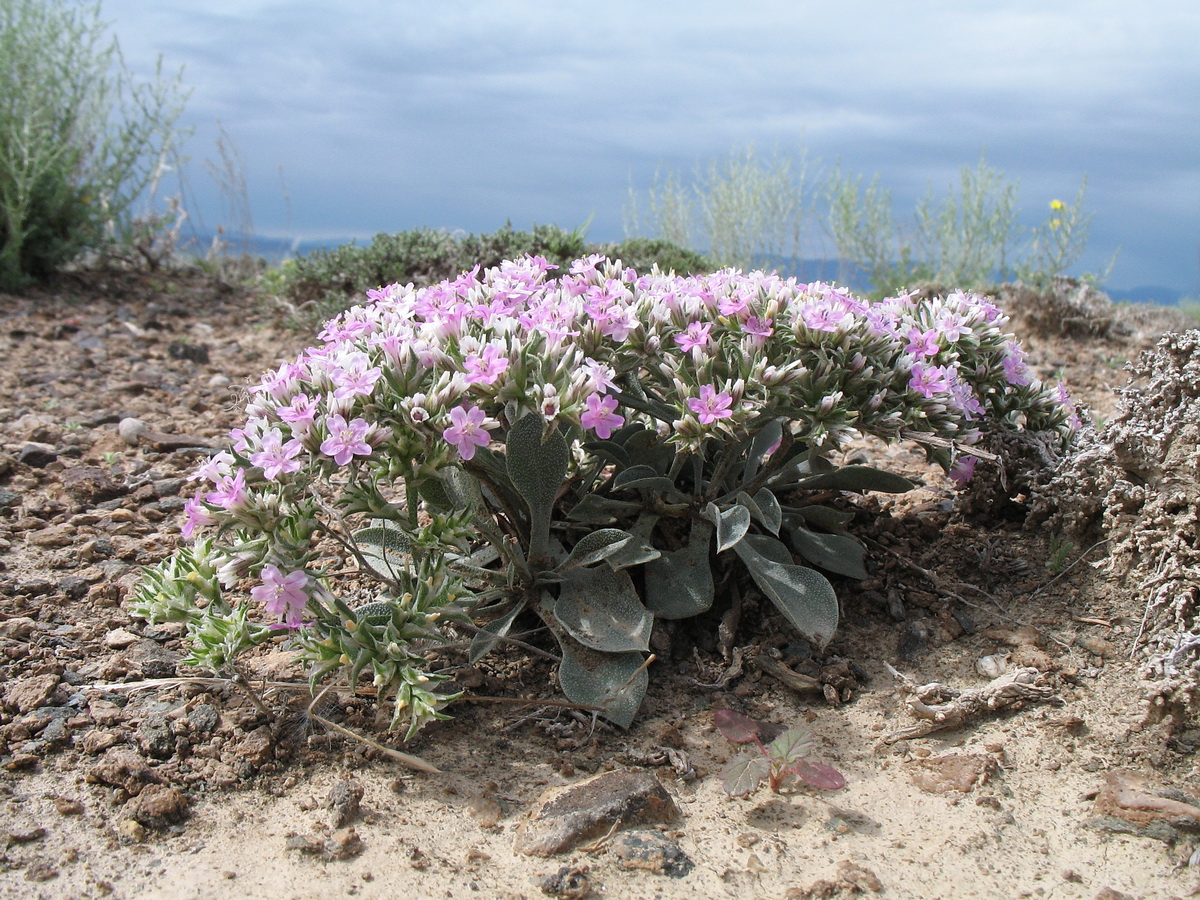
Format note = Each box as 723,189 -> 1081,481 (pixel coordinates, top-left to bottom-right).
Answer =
117,418 -> 148,446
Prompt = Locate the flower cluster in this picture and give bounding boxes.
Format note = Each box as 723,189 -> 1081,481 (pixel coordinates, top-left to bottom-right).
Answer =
132,255 -> 1076,735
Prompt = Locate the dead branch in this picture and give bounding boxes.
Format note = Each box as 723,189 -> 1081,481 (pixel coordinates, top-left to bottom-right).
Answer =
882,664 -> 1060,743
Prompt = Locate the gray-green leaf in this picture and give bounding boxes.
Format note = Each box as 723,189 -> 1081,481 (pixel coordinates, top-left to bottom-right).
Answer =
506,413 -> 569,558
558,529 -> 634,571
722,754 -> 771,797
354,521 -> 412,579
743,419 -> 783,483
565,494 -> 644,525
733,535 -> 839,648
468,602 -> 524,664
793,465 -> 915,494
554,566 -> 652,653
557,639 -> 648,729
613,465 -> 677,494
704,502 -> 751,553
644,520 -> 715,619
790,526 -> 869,580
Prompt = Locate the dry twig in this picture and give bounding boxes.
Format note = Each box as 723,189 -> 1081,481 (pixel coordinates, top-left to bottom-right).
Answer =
882,664 -> 1060,743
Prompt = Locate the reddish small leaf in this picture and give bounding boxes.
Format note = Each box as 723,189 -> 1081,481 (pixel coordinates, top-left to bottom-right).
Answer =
793,760 -> 846,790
712,709 -> 761,743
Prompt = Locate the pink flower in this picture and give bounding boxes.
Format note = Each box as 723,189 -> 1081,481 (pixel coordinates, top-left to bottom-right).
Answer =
674,321 -> 713,353
205,468 -> 248,510
905,327 -> 941,359
189,450 -> 234,484
909,363 -> 951,399
1002,341 -> 1032,386
802,303 -> 845,333
949,456 -> 977,487
180,495 -> 214,539
687,385 -> 734,425
581,393 -> 625,439
251,565 -> 309,628
1056,383 -> 1083,430
331,360 -> 383,400
463,343 -> 510,385
743,316 -> 774,348
320,414 -> 374,466
580,358 -> 617,393
250,428 -> 304,481
279,393 -> 319,433
442,405 -> 492,461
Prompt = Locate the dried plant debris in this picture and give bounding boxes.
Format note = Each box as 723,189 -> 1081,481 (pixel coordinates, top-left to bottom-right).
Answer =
1031,329 -> 1200,727
883,665 -> 1059,743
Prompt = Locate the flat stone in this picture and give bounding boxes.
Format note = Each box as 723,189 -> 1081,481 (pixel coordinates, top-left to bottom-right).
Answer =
0,617 -> 37,640
87,748 -> 162,795
1088,769 -> 1200,842
61,466 -> 124,503
909,753 -> 995,794
27,524 -> 73,548
611,829 -> 693,877
103,628 -> 140,649
513,768 -> 679,857
4,674 -> 61,713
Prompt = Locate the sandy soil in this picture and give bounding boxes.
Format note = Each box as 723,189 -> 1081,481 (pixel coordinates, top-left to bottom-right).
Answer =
1,270 -> 1198,900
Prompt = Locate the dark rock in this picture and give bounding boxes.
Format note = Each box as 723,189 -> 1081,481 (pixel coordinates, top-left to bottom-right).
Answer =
61,466 -> 124,503
187,704 -> 220,735
897,620 -> 934,661
536,865 -> 592,898
153,478 -> 184,497
0,488 -> 20,511
610,829 -> 692,876
17,442 -> 57,468
328,778 -> 365,829
58,576 -> 89,601
168,341 -> 210,364
126,783 -> 188,829
125,639 -> 180,679
137,715 -> 175,760
514,769 -> 680,857
17,578 -> 54,596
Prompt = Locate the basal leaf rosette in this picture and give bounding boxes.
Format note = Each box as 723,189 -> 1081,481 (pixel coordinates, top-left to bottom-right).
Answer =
132,255 -> 1077,735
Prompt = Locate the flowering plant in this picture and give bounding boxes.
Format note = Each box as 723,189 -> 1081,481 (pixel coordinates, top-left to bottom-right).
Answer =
132,255 -> 1076,736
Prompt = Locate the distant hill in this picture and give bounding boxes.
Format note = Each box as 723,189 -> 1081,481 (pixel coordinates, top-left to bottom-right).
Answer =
1103,285 -> 1186,306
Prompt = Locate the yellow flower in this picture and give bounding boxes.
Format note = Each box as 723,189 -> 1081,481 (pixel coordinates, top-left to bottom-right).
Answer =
1049,218 -> 1062,230
1049,199 -> 1065,211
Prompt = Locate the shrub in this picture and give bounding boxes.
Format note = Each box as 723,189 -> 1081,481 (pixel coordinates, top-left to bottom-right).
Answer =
0,0 -> 187,290
826,157 -> 1104,298
625,145 -> 810,270
133,257 -> 1076,737
593,237 -> 709,276
273,224 -> 711,325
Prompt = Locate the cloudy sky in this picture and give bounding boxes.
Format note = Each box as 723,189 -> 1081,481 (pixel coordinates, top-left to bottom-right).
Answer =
103,0 -> 1198,293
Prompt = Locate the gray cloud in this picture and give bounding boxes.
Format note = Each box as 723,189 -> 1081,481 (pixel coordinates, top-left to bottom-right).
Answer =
103,0 -> 1199,292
